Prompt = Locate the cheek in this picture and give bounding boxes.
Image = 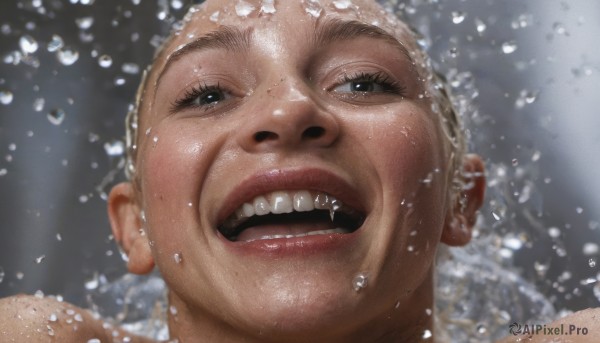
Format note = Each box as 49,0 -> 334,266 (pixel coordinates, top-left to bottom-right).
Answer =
138,122 -> 208,249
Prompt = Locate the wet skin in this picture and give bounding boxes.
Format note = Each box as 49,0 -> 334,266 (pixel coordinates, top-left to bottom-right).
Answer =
106,1 -> 486,342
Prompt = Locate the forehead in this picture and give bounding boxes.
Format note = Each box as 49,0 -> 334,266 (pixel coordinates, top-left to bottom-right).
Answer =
152,0 -> 417,74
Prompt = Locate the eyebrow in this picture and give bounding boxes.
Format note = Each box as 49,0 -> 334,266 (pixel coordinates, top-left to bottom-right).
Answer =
154,19 -> 413,93
313,19 -> 414,63
154,26 -> 252,90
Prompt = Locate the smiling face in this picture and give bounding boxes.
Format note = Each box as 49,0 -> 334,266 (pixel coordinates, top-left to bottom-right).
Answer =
109,1 -> 484,341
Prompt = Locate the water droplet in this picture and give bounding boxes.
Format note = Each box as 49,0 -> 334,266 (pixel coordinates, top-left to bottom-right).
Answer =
74,313 -> 83,322
475,18 -> 486,33
170,0 -> 184,10
56,48 -> 79,66
76,17 -> 94,30
333,0 -> 352,10
576,207 -> 584,214
589,258 -> 596,268
515,90 -> 538,108
235,0 -> 256,17
16,272 -> 24,280
502,41 -> 518,54
260,0 -> 276,14
476,323 -> 488,336
583,243 -> 599,256
56,233 -> 62,241
34,290 -> 44,298
303,0 -> 322,18
174,253 -> 183,264
0,267 -> 4,284
209,11 -> 220,22
46,35 -> 64,52
19,35 -> 38,54
121,62 -> 139,75
46,108 -> 65,125
112,77 -> 125,86
451,11 -> 466,24
33,97 -> 45,112
492,212 -> 501,221
0,169 -> 7,177
511,158 -> 518,166
352,273 -> 368,292
35,255 -> 46,264
87,339 -> 101,343
49,313 -> 58,322
0,90 -> 14,105
534,261 -> 549,277
502,235 -> 524,250
553,22 -> 568,35
98,54 -> 113,68
104,140 -> 125,156
422,329 -> 433,339
548,227 -> 561,238
79,194 -> 89,203
169,305 -> 178,315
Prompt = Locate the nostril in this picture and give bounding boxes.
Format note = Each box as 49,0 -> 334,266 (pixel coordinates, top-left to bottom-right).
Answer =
254,131 -> 278,142
303,126 -> 325,139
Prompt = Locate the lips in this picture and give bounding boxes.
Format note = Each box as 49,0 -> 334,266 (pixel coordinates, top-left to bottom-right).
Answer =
215,169 -> 368,243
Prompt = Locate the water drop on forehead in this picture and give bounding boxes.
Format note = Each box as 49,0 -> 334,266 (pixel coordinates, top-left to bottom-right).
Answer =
333,0 -> 352,10
303,0 -> 323,18
19,35 -> 38,54
235,0 -> 256,17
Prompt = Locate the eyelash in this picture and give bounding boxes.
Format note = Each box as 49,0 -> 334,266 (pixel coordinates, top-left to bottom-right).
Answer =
338,71 -> 407,96
170,82 -> 226,113
170,71 -> 406,113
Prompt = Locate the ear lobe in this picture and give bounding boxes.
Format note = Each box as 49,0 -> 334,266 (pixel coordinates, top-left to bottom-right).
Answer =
441,154 -> 486,247
108,182 -> 155,274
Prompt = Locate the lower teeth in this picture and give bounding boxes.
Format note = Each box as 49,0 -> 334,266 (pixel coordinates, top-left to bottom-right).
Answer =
243,228 -> 349,242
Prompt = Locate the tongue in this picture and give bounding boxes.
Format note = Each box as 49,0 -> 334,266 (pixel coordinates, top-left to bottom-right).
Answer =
236,221 -> 338,242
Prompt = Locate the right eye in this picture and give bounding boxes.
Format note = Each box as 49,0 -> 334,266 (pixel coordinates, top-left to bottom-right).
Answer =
170,83 -> 232,113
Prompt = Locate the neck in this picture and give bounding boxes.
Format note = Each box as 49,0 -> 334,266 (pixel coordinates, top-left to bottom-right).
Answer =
165,272 -> 436,342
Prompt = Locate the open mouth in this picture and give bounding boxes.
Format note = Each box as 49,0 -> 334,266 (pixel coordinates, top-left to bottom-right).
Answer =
217,190 -> 366,242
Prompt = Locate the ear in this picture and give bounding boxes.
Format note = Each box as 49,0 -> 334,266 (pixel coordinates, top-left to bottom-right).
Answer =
441,154 -> 486,246
108,182 -> 154,274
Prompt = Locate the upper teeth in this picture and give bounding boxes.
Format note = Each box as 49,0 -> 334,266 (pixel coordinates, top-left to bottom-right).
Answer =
222,190 -> 344,230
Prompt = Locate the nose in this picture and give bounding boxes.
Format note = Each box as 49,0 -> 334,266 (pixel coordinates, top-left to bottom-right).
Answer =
237,81 -> 339,153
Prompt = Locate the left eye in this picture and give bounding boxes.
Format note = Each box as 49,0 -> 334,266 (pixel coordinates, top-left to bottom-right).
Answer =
334,80 -> 386,93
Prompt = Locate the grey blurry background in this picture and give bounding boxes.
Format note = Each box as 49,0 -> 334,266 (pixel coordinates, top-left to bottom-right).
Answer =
0,0 -> 599,318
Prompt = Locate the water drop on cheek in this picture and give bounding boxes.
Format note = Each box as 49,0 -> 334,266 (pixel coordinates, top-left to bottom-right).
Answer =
174,252 -> 183,264
352,273 -> 368,292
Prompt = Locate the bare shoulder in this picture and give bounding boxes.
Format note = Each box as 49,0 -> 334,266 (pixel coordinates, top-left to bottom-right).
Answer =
496,308 -> 600,343
0,294 -> 156,343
